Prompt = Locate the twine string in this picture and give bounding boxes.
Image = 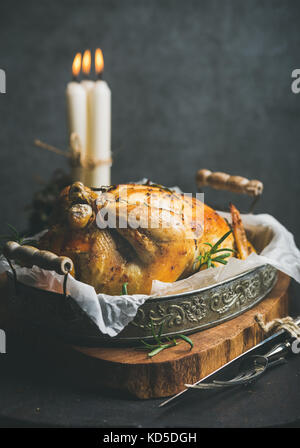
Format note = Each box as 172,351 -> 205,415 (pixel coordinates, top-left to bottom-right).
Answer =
34,133 -> 112,170
255,314 -> 300,339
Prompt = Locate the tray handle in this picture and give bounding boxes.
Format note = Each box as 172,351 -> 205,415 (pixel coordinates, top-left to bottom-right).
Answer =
196,169 -> 263,197
2,241 -> 73,276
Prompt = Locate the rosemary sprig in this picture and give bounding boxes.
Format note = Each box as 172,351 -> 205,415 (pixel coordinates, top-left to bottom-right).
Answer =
0,224 -> 37,253
194,229 -> 235,271
122,282 -> 128,295
140,318 -> 193,358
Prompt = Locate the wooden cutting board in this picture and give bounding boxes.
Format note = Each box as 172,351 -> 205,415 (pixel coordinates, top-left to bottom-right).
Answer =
56,271 -> 290,399
0,271 -> 290,399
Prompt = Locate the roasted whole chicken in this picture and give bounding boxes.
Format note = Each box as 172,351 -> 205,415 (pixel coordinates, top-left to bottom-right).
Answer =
38,182 -> 254,295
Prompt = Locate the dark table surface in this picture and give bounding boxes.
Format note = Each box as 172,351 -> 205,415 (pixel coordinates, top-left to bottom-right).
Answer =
1,280 -> 300,429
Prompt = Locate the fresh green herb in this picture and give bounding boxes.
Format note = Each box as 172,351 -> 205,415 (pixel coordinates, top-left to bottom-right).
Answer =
122,282 -> 128,295
140,318 -> 193,358
194,229 -> 235,271
176,333 -> 194,348
0,224 -> 37,253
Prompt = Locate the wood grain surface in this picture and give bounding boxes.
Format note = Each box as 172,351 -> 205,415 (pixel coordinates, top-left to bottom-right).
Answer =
67,271 -> 290,399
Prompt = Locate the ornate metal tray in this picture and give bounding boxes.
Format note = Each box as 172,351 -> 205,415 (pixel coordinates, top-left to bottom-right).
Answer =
2,169 -> 274,346
5,263 -> 277,347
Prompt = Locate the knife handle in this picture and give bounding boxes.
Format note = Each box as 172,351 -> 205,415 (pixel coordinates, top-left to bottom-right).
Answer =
264,341 -> 292,362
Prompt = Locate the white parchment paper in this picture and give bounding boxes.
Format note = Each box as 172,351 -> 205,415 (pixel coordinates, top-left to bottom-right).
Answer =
1,212 -> 300,337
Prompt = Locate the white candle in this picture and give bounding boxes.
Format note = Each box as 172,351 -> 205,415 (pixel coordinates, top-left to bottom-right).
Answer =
85,49 -> 111,188
81,50 -> 94,93
66,53 -> 87,183
81,80 -> 94,92
81,50 -> 95,172
81,79 -> 94,171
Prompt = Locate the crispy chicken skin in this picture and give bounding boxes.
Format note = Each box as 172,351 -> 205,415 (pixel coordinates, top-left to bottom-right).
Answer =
39,182 -> 238,295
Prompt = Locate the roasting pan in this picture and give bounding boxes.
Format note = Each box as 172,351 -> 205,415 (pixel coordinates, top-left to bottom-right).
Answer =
2,170 -> 275,346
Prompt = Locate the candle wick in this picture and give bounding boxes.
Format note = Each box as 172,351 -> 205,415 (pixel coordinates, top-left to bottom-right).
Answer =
97,71 -> 104,81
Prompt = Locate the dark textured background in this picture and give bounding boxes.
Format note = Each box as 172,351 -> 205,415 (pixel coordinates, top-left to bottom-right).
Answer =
0,0 -> 300,244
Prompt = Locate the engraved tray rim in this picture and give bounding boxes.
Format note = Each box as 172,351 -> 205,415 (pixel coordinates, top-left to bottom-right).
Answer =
6,263 -> 278,346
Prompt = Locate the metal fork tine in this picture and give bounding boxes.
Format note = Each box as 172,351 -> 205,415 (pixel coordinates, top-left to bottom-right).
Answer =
186,356 -> 268,390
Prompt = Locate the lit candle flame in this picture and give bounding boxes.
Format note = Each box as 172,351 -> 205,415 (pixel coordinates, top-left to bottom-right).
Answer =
95,48 -> 104,76
82,49 -> 91,76
72,53 -> 82,78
